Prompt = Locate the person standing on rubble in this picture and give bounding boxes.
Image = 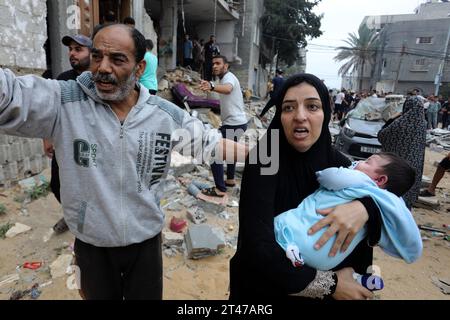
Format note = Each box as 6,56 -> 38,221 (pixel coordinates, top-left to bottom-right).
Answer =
203,35 -> 220,81
140,39 -> 158,95
199,55 -> 248,197
0,24 -> 247,300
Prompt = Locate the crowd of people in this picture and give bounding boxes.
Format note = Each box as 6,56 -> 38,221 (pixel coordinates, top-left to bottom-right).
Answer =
0,14 -> 427,301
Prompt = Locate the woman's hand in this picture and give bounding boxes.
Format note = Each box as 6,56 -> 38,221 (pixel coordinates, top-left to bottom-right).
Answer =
308,200 -> 368,257
332,268 -> 373,300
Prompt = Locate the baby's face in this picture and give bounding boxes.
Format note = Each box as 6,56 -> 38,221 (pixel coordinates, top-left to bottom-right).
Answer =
354,155 -> 389,182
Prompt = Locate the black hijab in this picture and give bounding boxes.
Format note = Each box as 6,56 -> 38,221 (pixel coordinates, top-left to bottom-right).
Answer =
231,74 -> 364,298
240,73 -> 344,219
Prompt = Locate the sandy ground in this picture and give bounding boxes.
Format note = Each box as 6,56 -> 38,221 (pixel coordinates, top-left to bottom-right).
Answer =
0,149 -> 449,300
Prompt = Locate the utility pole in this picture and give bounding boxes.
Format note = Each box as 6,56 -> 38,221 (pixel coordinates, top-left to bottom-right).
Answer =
393,42 -> 406,93
435,19 -> 450,96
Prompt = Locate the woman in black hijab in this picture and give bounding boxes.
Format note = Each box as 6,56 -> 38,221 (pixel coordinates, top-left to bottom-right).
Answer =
229,74 -> 381,300
378,97 -> 426,209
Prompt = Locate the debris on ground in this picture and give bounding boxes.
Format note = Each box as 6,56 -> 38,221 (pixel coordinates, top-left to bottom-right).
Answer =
5,222 -> 32,238
431,277 -> 450,294
49,254 -> 73,279
185,224 -> 226,260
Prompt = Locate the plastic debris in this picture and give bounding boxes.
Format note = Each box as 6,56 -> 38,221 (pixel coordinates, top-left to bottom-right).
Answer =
23,262 -> 43,270
170,216 -> 188,233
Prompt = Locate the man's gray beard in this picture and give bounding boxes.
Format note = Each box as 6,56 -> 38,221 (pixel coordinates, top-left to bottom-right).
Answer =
95,72 -> 136,102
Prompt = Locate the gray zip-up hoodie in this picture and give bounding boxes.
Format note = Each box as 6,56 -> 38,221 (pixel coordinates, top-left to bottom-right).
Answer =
0,69 -> 221,247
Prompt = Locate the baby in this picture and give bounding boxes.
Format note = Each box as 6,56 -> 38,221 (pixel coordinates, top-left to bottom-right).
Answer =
274,152 -> 422,288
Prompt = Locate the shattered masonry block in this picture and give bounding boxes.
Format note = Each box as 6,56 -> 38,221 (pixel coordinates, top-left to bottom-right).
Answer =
185,224 -> 226,260
187,207 -> 207,224
196,200 -> 225,215
162,231 -> 184,247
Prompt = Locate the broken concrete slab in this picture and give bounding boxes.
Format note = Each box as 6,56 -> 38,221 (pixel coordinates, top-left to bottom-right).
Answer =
421,175 -> 432,188
180,195 -> 198,208
187,207 -> 207,224
196,200 -> 225,215
49,254 -> 73,279
163,231 -> 185,247
5,223 -> 32,238
431,276 -> 450,294
414,197 -> 440,210
0,274 -> 20,288
185,224 -> 226,260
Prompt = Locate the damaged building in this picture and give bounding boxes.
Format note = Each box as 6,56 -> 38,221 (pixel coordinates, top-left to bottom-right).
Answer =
0,0 -> 272,185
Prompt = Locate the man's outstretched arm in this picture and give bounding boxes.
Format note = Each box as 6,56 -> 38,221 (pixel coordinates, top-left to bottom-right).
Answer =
0,68 -> 61,139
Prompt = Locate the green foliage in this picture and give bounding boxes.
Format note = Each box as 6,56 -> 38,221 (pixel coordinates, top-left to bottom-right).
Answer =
0,222 -> 13,239
26,182 -> 50,200
262,0 -> 323,66
334,23 -> 380,89
14,182 -> 50,203
0,204 -> 6,215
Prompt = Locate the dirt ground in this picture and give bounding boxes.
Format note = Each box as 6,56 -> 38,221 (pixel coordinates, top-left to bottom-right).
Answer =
0,148 -> 449,300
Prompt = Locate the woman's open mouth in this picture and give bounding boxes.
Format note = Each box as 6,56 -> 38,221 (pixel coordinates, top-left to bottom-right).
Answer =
293,128 -> 309,139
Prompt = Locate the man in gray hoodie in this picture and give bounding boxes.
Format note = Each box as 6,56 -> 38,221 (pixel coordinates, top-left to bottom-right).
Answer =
0,24 -> 245,300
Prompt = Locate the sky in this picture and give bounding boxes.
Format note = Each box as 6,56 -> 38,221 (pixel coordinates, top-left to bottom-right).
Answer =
305,0 -> 424,89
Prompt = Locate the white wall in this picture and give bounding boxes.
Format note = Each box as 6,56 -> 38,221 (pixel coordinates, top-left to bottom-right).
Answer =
0,0 -> 47,70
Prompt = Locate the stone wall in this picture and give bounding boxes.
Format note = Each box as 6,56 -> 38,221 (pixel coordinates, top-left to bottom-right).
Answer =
0,135 -> 49,187
0,0 -> 47,70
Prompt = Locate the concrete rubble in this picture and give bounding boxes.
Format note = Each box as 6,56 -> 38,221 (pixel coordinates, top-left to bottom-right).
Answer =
49,254 -> 73,279
5,222 -> 31,238
184,224 -> 226,260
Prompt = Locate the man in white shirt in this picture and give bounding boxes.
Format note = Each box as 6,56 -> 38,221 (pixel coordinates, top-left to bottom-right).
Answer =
200,55 -> 248,197
334,89 -> 346,121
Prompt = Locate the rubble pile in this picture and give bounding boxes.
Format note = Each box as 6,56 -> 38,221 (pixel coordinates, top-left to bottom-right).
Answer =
157,67 -> 206,103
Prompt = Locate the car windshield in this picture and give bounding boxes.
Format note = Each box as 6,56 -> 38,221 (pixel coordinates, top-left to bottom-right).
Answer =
347,96 -> 404,122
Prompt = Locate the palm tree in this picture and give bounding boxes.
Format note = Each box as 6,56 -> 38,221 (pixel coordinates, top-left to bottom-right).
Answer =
334,23 -> 379,91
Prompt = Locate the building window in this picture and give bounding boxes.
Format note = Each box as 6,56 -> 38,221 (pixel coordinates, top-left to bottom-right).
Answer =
415,58 -> 426,66
416,37 -> 433,44
382,59 -> 387,68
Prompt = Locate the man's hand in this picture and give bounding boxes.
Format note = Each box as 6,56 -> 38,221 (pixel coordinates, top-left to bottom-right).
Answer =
308,201 -> 368,257
332,268 -> 374,300
199,80 -> 212,92
43,139 -> 54,159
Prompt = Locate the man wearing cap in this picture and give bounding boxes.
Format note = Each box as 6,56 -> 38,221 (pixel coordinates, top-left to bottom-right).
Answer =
58,34 -> 92,80
42,34 -> 92,234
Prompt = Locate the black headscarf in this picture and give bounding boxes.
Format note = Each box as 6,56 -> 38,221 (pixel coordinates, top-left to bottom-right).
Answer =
230,74 -> 353,298
241,73 -> 343,217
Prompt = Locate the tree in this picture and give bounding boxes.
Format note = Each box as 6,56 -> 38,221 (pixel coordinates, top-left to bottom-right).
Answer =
261,0 -> 323,67
334,23 -> 379,91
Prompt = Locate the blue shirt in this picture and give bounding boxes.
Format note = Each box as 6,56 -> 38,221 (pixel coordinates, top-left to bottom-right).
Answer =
183,40 -> 193,59
140,52 -> 158,91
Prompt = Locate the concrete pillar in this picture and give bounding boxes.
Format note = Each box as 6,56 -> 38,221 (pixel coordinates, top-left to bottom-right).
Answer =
133,0 -> 144,31
47,0 -> 76,77
160,0 -> 177,71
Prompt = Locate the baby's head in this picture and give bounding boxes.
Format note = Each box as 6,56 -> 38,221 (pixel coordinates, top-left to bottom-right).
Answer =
355,152 -> 416,196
